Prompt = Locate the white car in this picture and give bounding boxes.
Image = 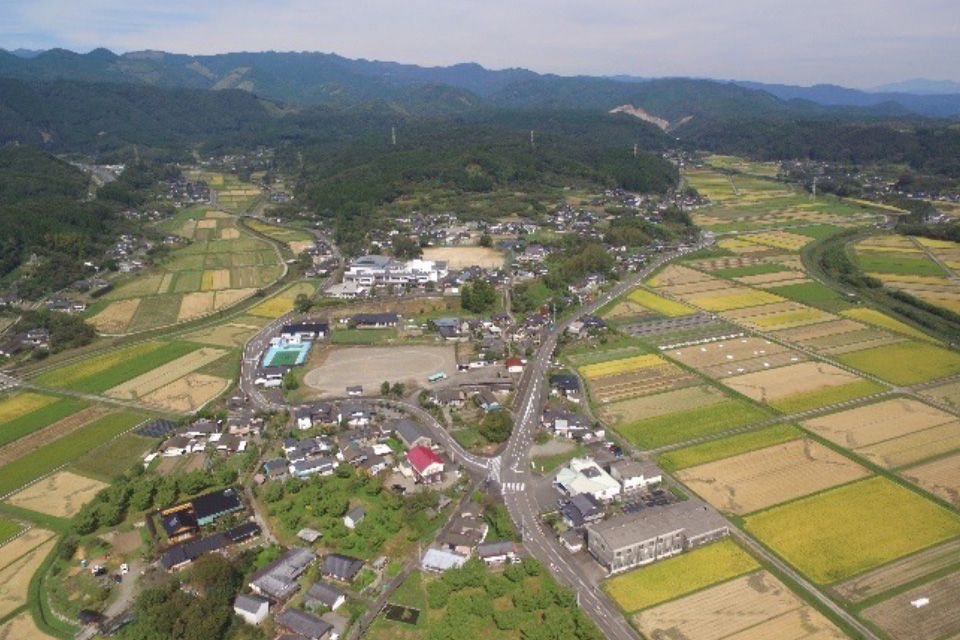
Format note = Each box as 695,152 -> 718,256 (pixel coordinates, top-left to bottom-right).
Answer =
120,563 -> 129,575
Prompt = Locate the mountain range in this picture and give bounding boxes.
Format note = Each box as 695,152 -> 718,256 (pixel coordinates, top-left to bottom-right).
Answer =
1,48 -> 958,120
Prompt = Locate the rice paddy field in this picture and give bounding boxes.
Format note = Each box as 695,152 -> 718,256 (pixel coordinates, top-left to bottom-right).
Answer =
836,341 -> 960,385
623,288 -> 696,317
862,571 -> 960,640
743,477 -> 960,584
577,351 -> 699,405
832,539 -> 960,603
658,424 -> 804,471
604,539 -> 758,612
615,398 -> 770,450
185,170 -> 262,213
0,394 -> 88,449
248,282 -> 318,318
87,205 -> 282,334
245,218 -> 316,254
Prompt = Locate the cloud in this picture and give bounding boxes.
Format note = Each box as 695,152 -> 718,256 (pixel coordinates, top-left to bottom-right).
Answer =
1,0 -> 957,86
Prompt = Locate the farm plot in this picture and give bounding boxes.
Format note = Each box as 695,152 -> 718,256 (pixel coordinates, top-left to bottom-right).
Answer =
624,289 -> 696,317
36,341 -> 199,393
802,398 -> 956,450
0,411 -> 145,496
857,422 -> 960,469
0,394 -> 79,446
901,454 -> 960,506
798,328 -> 904,356
183,316 -> 268,347
598,386 -> 726,427
604,539 -> 758,612
0,610 -> 55,640
140,373 -> 230,412
839,307 -> 935,341
103,347 -> 226,401
249,282 -> 317,318
176,291 -> 216,321
587,362 -> 698,404
304,346 -> 457,398
601,299 -> 657,324
70,433 -> 155,481
708,263 -> 793,278
833,538 -> 960,603
648,265 -> 718,288
0,405 -> 110,465
744,477 -> 960,584
920,379 -> 960,412
772,318 -> 868,343
422,246 -> 504,270
686,289 -> 786,312
837,341 -> 960,385
667,337 -> 802,379
615,398 -> 770,450
722,361 -> 865,408
580,354 -> 664,379
737,230 -> 814,252
862,571 -> 960,640
7,471 -> 107,518
0,533 -> 57,619
858,253 -> 946,277
722,303 -> 836,331
735,271 -> 812,288
659,424 -> 804,471
88,298 -> 141,333
634,571 -> 846,640
678,439 -> 870,515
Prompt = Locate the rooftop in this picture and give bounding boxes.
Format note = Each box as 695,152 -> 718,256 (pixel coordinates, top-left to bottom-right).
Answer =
587,499 -> 729,549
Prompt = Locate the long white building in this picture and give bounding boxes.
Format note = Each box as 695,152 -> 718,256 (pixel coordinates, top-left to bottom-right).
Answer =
343,255 -> 448,286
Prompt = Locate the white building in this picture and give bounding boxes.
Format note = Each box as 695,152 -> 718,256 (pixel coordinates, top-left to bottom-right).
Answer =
343,255 -> 448,286
554,457 -> 622,503
608,459 -> 663,493
234,594 -> 270,625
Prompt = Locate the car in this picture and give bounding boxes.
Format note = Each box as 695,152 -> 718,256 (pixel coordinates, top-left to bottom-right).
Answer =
120,563 -> 129,575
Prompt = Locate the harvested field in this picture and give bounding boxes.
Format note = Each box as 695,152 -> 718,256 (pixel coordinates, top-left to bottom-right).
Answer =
599,386 -> 725,426
104,347 -> 226,401
602,300 -> 656,323
773,319 -> 868,343
214,287 -> 257,309
589,364 -> 698,404
421,246 -> 504,270
920,379 -> 960,412
305,346 -> 457,398
580,354 -> 664,379
800,328 -> 902,354
857,421 -> 960,468
838,341 -> 960,385
195,219 -> 217,230
0,536 -> 56,618
176,291 -> 216,321
901,454 -> 960,506
7,471 -> 107,518
648,265 -> 717,288
744,477 -> 960,583
140,373 -> 229,412
183,319 -> 265,347
840,308 -> 935,341
803,398 -> 956,449
735,271 -> 810,287
103,272 -> 165,300
634,571 -> 846,640
659,424 -> 803,471
220,227 -> 240,240
739,230 -> 814,251
0,610 -> 55,640
737,307 -> 834,331
723,361 -> 862,404
862,571 -> 960,640
616,399 -> 770,450
678,439 -> 870,514
36,341 -> 186,392
833,539 -> 960,603
659,280 -> 734,296
88,298 -> 140,333
604,539 -> 758,612
625,289 -> 696,317
0,529 -> 54,568
201,269 -> 231,291
0,405 -> 111,465
668,337 -> 803,378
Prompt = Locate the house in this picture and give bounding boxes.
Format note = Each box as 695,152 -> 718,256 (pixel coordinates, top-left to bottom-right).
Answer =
390,419 -> 431,449
477,541 -> 519,566
305,582 -> 347,611
561,493 -> 605,528
160,435 -> 191,458
160,532 -> 228,570
358,452 -> 391,476
351,313 -> 400,329
505,357 -> 524,374
477,389 -> 502,412
277,608 -> 333,640
233,594 -> 270,626
292,457 -> 337,479
560,529 -> 584,553
321,553 -> 365,583
281,321 -> 330,342
586,499 -> 730,574
431,389 -> 465,407
160,507 -> 199,542
554,458 -> 622,503
406,446 -> 445,484
325,282 -> 366,299
549,374 -> 581,402
542,407 -> 592,440
608,459 -> 663,493
249,547 -> 316,601
191,488 -> 244,525
298,528 -> 323,544
439,511 -> 488,555
344,507 -> 366,529
340,400 -> 372,425
421,548 -> 468,573
296,403 -> 341,431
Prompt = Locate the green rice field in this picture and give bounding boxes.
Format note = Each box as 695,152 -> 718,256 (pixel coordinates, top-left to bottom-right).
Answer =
658,424 -> 804,471
35,341 -> 198,393
837,341 -> 960,385
616,399 -> 771,450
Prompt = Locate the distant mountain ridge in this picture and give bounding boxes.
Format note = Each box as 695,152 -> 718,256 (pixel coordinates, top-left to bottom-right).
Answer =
869,78 -> 960,95
0,47 -> 958,119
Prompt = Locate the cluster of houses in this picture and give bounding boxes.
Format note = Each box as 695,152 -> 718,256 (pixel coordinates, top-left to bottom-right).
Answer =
0,327 -> 50,358
159,393 -> 264,458
421,501 -> 521,574
163,178 -> 211,207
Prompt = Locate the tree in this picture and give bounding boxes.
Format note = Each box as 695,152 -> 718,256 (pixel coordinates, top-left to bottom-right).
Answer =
461,278 -> 497,313
479,233 -> 493,248
392,236 -> 422,259
190,554 -> 241,605
294,293 -> 313,313
479,411 -> 513,443
380,381 -> 391,396
391,382 -> 406,397
72,506 -> 99,535
283,371 -> 299,391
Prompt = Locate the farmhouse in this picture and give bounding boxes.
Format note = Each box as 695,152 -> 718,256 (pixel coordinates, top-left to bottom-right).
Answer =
555,458 -> 622,503
281,321 -> 330,342
586,499 -> 730,574
351,313 -> 401,329
249,547 -> 317,601
407,446 -> 445,484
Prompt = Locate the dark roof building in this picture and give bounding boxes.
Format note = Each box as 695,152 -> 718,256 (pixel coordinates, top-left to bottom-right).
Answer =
191,487 -> 244,525
320,553 -> 365,582
276,608 -> 333,640
304,582 -> 348,610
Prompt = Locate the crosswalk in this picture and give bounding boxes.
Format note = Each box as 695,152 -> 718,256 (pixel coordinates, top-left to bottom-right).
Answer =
502,482 -> 525,493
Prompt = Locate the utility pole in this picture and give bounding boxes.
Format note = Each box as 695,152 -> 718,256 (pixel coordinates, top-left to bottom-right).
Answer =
530,129 -> 535,149
391,126 -> 397,146
633,143 -> 638,158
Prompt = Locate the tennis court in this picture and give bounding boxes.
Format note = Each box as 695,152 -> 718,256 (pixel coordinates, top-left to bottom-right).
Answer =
263,341 -> 312,367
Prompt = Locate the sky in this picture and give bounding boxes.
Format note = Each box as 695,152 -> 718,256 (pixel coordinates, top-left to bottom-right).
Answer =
2,0 -> 958,87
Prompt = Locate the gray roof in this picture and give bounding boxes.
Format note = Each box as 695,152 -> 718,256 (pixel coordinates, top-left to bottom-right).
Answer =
422,548 -> 468,571
321,553 -> 365,581
391,419 -> 428,446
609,458 -> 662,479
277,608 -> 333,639
477,541 -> 517,558
249,547 -> 316,599
305,582 -> 347,608
233,594 -> 269,615
346,507 -> 366,522
587,499 -> 729,550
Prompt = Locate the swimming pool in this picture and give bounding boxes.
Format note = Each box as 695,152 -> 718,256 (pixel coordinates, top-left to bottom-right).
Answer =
262,341 -> 312,367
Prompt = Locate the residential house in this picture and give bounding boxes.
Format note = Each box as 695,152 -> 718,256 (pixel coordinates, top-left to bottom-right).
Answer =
249,547 -> 317,601
439,510 -> 488,555
477,541 -> 519,566
344,507 -> 366,530
233,595 -> 270,626
549,374 -> 581,402
304,582 -> 347,611
351,313 -> 400,329
561,493 -> 605,528
554,458 -> 622,503
340,400 -> 373,426
476,389 -> 502,412
320,553 -> 365,583
542,407 -> 592,440
291,457 -> 336,479
191,487 -> 244,525
390,419 -> 431,449
431,389 -> 465,407
276,608 -> 333,640
608,459 -> 663,493
505,357 -> 525,374
421,548 -> 468,573
406,446 -> 445,484
263,458 -> 290,481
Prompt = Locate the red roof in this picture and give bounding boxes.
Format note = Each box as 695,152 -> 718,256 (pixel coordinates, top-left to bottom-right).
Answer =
505,357 -> 524,368
407,446 -> 444,473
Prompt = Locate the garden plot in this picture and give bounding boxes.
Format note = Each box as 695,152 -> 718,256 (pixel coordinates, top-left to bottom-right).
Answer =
634,571 -> 846,640
862,571 -> 960,640
140,373 -> 229,412
104,347 -> 226,401
803,398 -> 956,449
744,477 -> 960,584
598,386 -> 726,427
678,439 -> 870,515
7,471 -> 106,518
0,536 -> 57,618
833,538 -> 960,603
901,454 -> 960,506
722,361 -> 863,406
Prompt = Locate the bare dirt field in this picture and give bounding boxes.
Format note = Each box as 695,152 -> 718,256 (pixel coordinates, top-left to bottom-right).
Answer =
0,406 -> 111,465
833,538 -> 960,603
213,288 -> 257,310
668,337 -> 804,378
0,536 -> 56,618
184,319 -> 265,347
599,386 -> 725,425
678,439 -> 870,514
195,219 -> 217,230
7,471 -> 107,518
105,347 -> 226,401
862,571 -> 960,640
155,453 -> 206,476
901,454 -> 960,506
634,570 -> 846,640
857,422 -> 960,468
140,373 -> 229,412
220,228 -> 240,240
803,398 -> 957,449
89,299 -> 141,333
650,265 -> 719,288
177,291 -> 216,321
101,530 -> 142,555
288,240 -> 314,254
723,361 -> 862,404
423,247 -> 504,270
0,611 -> 54,639
304,346 -> 457,397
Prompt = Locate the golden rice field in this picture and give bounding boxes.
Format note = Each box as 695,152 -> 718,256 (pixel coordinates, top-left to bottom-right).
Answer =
692,290 -> 786,312
840,307 -> 935,342
249,282 -> 317,318
0,393 -> 56,424
625,288 -> 696,317
579,354 -> 664,380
